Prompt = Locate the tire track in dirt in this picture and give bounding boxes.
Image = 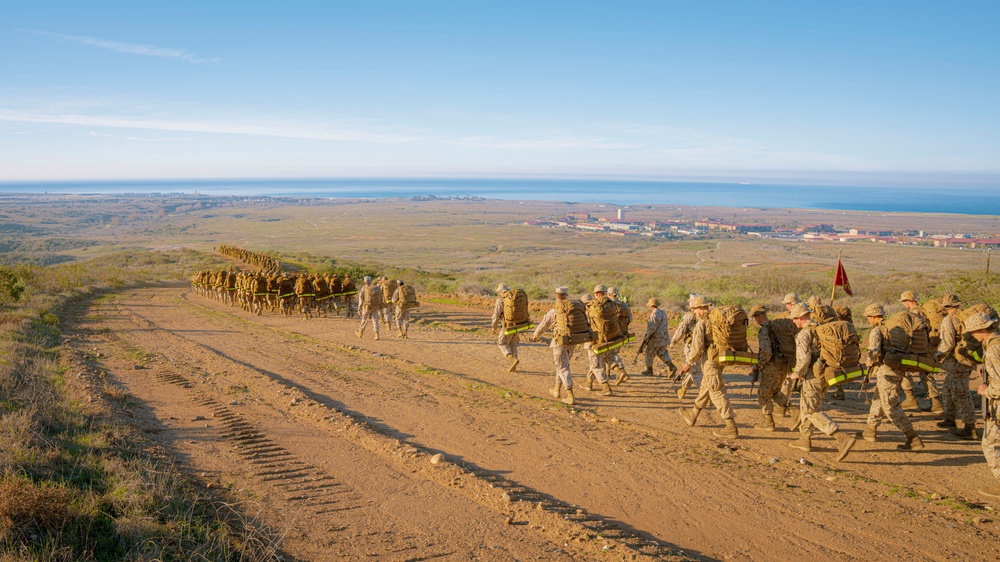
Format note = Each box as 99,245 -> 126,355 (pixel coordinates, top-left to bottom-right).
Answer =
94,287 -> 1000,561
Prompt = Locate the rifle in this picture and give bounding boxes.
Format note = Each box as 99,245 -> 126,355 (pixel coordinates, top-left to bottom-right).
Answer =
631,335 -> 652,365
748,366 -> 759,397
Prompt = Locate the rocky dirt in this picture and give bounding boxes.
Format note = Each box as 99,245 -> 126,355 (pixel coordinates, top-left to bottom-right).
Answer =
63,284 -> 1000,561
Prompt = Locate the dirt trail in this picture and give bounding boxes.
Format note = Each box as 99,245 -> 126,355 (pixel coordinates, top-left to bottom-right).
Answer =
71,286 -> 1000,561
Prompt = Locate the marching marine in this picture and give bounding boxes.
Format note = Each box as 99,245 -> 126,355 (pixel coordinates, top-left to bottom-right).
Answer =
677,295 -> 739,439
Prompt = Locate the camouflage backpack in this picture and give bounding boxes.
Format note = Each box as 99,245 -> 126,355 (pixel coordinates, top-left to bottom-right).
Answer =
587,296 -> 623,345
502,288 -> 530,328
812,320 -> 864,386
920,298 -> 947,348
328,276 -> 343,295
707,305 -> 756,365
555,300 -> 595,345
362,285 -> 383,309
884,310 -> 937,373
954,304 -> 999,364
614,300 -> 632,338
294,276 -> 314,296
811,304 -> 839,325
400,284 -> 419,309
768,318 -> 798,360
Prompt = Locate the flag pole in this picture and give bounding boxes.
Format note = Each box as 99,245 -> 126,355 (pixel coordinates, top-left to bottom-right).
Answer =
831,250 -> 842,304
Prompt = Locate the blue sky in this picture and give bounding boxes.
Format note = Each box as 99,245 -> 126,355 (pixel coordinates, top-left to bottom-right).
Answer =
1,1 -> 998,182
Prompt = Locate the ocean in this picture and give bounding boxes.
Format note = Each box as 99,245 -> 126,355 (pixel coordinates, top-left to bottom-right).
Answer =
1,178 -> 998,215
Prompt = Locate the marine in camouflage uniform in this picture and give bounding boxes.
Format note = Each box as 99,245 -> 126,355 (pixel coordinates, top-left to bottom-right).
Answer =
355,276 -> 382,340
671,308 -> 700,399
777,293 -> 803,404
787,303 -> 857,460
491,284 -> 521,372
677,296 -> 739,439
749,305 -> 792,431
860,304 -> 923,450
532,287 -> 577,405
581,289 -> 612,396
965,313 -> 1000,500
932,295 -> 978,438
391,280 -> 413,339
643,297 -> 676,376
899,290 -> 942,411
605,287 -> 630,381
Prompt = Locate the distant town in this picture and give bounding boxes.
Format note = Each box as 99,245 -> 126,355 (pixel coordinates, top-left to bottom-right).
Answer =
523,209 -> 1000,250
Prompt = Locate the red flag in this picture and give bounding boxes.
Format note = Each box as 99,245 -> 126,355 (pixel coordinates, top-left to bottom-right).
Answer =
833,258 -> 852,296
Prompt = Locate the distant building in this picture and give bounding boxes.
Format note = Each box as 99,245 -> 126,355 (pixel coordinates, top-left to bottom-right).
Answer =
617,208 -> 626,221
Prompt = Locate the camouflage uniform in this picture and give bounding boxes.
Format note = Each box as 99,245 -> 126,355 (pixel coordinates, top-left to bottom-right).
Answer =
644,307 -> 673,370
686,318 -> 734,420
607,295 -> 632,374
392,285 -> 412,335
792,325 -> 839,438
901,306 -> 941,402
356,283 -> 382,335
533,308 -> 575,390
673,313 -> 701,387
866,322 -> 915,434
491,296 -> 520,361
756,320 -> 791,417
981,332 -> 1000,485
937,313 -> 976,427
583,341 -> 610,384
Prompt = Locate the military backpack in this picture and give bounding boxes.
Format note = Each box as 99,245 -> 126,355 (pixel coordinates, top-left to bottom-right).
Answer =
884,310 -> 938,373
707,305 -> 756,365
954,304 -> 999,364
362,285 -> 383,310
555,300 -> 595,345
399,285 -> 420,309
768,318 -> 798,360
921,298 -> 947,348
812,320 -> 864,386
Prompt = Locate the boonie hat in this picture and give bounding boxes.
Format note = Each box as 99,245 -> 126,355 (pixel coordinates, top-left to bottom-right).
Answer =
647,297 -> 660,307
496,283 -> 509,293
748,304 -> 767,317
688,295 -> 709,309
607,286 -> 619,296
864,304 -> 885,318
789,303 -> 812,319
941,294 -> 962,307
593,284 -> 607,294
965,312 -> 997,333
900,291 -> 917,302
782,293 -> 801,305
555,286 -> 569,295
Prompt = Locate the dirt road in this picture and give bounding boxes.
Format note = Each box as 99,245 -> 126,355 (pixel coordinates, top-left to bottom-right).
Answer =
68,285 -> 1000,561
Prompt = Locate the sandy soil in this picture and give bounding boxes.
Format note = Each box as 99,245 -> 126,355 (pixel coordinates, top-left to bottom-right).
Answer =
65,284 -> 1000,561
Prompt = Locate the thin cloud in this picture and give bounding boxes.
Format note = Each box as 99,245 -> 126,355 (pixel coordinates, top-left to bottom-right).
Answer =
0,108 -> 426,143
19,29 -> 219,64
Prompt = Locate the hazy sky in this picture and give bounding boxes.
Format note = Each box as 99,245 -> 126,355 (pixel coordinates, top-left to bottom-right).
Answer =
2,1 -> 998,181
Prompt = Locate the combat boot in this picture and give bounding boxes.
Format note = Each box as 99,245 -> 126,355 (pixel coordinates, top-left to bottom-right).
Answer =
666,361 -> 679,379
600,382 -> 613,397
834,431 -> 857,462
507,355 -> 520,373
403,327 -> 408,339
753,413 -> 775,432
789,435 -> 812,452
549,381 -> 562,399
979,484 -> 1000,500
676,383 -> 690,400
900,389 -> 919,410
948,425 -> 979,440
858,425 -> 878,443
832,386 -> 846,400
373,331 -> 379,341
355,329 -> 364,338
679,407 -> 701,427
774,403 -> 787,418
398,329 -> 405,338
584,372 -> 596,392
614,371 -> 630,386
713,419 -> 739,439
936,418 -> 957,429
562,388 -> 575,406
641,367 -> 654,375
898,430 -> 924,451
921,397 -> 944,414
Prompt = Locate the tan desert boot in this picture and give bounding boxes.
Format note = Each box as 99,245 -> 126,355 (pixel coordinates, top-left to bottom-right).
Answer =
562,388 -> 575,406
713,419 -> 739,439
600,382 -> 613,397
